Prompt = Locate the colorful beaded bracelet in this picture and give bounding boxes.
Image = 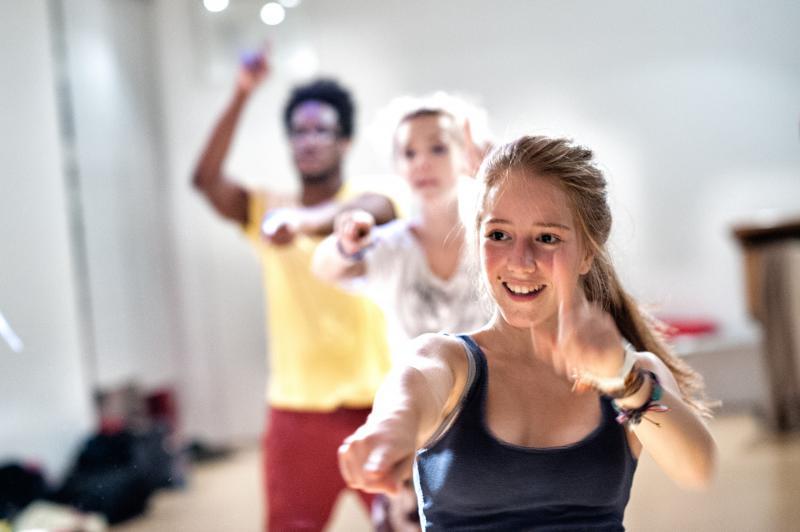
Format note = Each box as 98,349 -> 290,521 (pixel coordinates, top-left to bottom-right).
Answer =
612,370 -> 670,427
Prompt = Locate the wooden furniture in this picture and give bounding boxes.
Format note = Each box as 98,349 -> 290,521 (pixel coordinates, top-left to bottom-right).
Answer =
733,215 -> 800,430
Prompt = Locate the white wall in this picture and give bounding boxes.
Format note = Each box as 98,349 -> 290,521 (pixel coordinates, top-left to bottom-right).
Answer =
61,0 -> 182,390
0,0 -> 196,479
153,0 -> 798,437
153,0 -> 273,444
0,0 -> 93,481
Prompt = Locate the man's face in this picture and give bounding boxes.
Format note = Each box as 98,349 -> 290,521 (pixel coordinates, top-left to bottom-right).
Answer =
288,100 -> 349,182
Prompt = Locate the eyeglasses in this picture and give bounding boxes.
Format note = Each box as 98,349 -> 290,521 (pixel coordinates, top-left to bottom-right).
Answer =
289,126 -> 340,144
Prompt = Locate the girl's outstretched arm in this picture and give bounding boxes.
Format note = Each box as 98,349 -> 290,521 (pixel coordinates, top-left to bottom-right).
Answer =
338,333 -> 469,494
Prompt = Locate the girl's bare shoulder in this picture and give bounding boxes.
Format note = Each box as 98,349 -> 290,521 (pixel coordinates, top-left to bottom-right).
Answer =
410,333 -> 470,372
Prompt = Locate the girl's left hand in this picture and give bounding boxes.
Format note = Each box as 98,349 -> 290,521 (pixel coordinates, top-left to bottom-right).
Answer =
531,250 -> 627,386
334,209 -> 375,256
463,119 -> 493,178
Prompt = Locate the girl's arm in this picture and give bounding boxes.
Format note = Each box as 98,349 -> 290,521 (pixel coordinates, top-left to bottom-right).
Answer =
542,250 -> 716,491
338,334 -> 469,494
617,353 -> 716,490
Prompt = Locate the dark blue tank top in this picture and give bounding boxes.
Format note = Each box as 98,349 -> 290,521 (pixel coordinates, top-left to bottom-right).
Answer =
413,335 -> 637,531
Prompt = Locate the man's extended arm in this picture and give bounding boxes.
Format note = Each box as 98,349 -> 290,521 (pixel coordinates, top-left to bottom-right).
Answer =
262,192 -> 396,246
298,192 -> 395,238
192,53 -> 270,225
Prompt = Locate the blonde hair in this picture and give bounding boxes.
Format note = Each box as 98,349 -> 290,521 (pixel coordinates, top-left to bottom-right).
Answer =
367,92 -> 490,161
393,108 -> 464,157
475,135 -> 713,416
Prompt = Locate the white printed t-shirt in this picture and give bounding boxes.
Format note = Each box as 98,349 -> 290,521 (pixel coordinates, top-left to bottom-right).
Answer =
345,219 -> 493,362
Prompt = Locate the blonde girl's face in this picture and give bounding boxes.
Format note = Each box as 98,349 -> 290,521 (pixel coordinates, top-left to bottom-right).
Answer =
479,171 -> 593,329
394,114 -> 464,201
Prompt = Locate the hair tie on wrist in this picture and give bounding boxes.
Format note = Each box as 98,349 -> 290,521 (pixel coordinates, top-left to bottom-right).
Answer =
575,346 -> 637,394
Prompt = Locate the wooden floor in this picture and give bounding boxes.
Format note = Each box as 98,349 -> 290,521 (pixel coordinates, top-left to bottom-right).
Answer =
113,413 -> 800,532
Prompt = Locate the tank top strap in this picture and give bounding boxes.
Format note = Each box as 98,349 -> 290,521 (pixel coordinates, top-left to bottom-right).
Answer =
455,334 -> 489,420
420,334 -> 488,449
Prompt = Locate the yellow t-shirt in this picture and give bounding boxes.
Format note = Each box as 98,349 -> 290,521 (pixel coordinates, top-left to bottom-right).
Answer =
245,187 -> 392,411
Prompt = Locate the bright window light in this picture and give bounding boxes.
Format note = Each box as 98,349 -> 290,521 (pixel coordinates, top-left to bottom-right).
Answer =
280,0 -> 302,7
260,2 -> 286,25
203,0 -> 229,13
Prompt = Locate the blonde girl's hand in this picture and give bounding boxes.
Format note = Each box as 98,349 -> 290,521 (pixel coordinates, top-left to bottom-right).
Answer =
531,249 -> 627,387
338,420 -> 417,495
334,209 -> 375,256
237,43 -> 271,94
463,119 -> 493,178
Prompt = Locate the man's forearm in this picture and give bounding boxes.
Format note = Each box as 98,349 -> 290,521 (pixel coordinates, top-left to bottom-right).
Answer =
193,88 -> 250,190
301,193 -> 396,237
191,88 -> 252,224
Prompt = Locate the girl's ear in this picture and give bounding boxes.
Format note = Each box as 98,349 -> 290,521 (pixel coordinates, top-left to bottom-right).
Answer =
579,249 -> 594,275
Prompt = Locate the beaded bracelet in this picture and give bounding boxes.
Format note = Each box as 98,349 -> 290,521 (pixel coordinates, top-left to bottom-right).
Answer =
612,370 -> 670,427
336,239 -> 372,262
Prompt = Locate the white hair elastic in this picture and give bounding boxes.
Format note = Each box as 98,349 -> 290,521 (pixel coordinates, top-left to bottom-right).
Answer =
577,345 -> 637,394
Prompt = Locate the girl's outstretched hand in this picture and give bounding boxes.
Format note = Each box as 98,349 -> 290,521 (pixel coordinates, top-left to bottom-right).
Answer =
463,119 -> 493,178
334,208 -> 375,256
338,419 -> 417,495
531,249 -> 627,387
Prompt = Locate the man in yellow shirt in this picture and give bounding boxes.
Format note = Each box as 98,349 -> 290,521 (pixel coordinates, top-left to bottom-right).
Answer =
193,52 -> 394,531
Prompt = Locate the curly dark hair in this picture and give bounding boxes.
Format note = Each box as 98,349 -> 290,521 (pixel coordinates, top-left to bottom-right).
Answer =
283,78 -> 356,139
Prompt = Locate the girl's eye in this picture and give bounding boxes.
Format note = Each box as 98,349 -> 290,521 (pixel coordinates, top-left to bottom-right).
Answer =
538,233 -> 561,245
486,230 -> 508,241
404,149 -> 416,159
431,144 -> 448,155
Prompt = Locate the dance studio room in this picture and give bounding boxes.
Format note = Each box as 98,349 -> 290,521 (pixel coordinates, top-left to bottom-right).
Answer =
2,1 -> 799,530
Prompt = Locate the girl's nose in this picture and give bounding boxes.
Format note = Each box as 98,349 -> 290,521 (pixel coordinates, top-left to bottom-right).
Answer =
508,238 -> 537,273
413,153 -> 432,171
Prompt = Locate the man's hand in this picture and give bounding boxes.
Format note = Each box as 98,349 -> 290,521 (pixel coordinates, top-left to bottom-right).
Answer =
261,207 -> 301,246
237,45 -> 271,95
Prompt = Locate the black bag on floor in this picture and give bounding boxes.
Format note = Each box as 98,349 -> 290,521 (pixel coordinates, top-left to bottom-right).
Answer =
53,431 -> 155,524
0,462 -> 47,520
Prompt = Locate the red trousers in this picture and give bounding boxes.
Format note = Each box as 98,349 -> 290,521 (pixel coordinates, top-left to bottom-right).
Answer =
263,406 -> 374,531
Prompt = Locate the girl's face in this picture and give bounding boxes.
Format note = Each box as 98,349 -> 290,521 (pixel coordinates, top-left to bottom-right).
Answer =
479,172 -> 593,329
394,114 -> 463,201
